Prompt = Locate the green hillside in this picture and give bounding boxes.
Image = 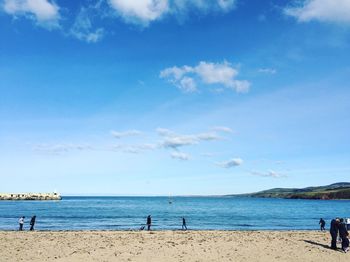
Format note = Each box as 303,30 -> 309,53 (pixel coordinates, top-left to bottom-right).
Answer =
236,182 -> 350,200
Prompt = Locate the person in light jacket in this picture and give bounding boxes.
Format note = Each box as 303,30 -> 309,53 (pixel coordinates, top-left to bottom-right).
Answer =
18,216 -> 25,231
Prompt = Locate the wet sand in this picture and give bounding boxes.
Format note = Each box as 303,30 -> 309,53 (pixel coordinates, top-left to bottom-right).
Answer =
0,230 -> 348,261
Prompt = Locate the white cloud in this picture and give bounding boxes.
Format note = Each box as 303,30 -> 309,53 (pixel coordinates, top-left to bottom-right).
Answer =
160,61 -> 250,93
170,151 -> 190,160
258,68 -> 277,74
108,0 -> 169,25
285,0 -> 350,24
108,0 -> 236,25
179,76 -> 197,93
217,158 -> 243,168
70,6 -> 105,43
158,128 -> 222,149
110,130 -> 142,139
250,170 -> 286,178
162,135 -> 198,149
3,0 -> 60,27
196,132 -> 221,141
211,126 -> 233,133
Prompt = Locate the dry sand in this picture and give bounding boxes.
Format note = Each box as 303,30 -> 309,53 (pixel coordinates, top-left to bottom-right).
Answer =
0,230 -> 348,261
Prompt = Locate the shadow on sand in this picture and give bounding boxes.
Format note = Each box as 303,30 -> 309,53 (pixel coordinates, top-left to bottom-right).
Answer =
304,240 -> 343,252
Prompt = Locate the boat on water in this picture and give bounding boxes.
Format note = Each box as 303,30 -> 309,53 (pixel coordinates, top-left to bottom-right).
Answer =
0,192 -> 61,200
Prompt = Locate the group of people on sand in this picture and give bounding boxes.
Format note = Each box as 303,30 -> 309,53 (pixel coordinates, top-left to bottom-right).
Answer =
322,217 -> 349,253
18,215 -> 36,231
140,215 -> 187,231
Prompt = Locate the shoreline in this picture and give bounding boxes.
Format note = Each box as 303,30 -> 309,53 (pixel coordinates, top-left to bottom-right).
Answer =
0,229 -> 323,232
1,230 -> 348,261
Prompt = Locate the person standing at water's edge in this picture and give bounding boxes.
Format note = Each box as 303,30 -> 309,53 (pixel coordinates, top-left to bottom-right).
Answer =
339,218 -> 349,253
18,216 -> 25,231
30,215 -> 36,231
146,215 -> 152,231
330,218 -> 340,249
319,218 -> 326,231
182,217 -> 187,230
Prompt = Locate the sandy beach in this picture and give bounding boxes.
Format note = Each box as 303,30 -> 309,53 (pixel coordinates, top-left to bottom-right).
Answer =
0,230 -> 348,262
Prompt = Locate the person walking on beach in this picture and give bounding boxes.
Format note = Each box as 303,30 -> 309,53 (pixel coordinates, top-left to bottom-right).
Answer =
330,218 -> 340,249
182,217 -> 187,230
18,216 -> 25,231
146,215 -> 152,231
319,218 -> 326,231
339,218 -> 349,253
29,215 -> 36,231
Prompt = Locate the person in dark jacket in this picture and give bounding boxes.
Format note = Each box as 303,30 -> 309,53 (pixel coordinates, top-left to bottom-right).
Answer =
330,218 -> 340,249
319,218 -> 326,231
29,215 -> 36,231
146,215 -> 152,231
339,218 -> 349,253
182,217 -> 187,230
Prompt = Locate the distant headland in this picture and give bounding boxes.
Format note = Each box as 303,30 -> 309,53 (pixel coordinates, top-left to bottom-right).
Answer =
0,192 -> 61,200
231,182 -> 350,200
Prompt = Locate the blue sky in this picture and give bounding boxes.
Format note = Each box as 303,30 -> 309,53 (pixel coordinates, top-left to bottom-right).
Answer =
0,0 -> 350,195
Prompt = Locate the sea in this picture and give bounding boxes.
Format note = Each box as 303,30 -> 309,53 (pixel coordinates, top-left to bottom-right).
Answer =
0,196 -> 349,231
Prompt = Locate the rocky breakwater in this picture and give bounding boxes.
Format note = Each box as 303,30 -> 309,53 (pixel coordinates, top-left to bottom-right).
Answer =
0,192 -> 61,200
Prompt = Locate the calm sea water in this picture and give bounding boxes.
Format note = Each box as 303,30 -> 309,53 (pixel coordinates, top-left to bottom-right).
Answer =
0,197 -> 349,231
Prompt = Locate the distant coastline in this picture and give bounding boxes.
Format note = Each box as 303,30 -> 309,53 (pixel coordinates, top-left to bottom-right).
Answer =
230,182 -> 350,200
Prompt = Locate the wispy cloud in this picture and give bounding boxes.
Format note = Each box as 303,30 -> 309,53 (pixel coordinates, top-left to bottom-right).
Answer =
156,127 -> 176,137
162,135 -> 198,149
211,126 -> 233,133
110,130 -> 142,139
158,128 -> 222,149
170,151 -> 190,161
250,170 -> 286,178
3,0 -> 60,28
160,61 -> 250,93
111,143 -> 158,154
217,158 -> 243,168
258,68 -> 277,74
196,132 -> 221,141
33,126 -> 233,163
284,0 -> 350,24
33,143 -> 93,155
70,5 -> 105,43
